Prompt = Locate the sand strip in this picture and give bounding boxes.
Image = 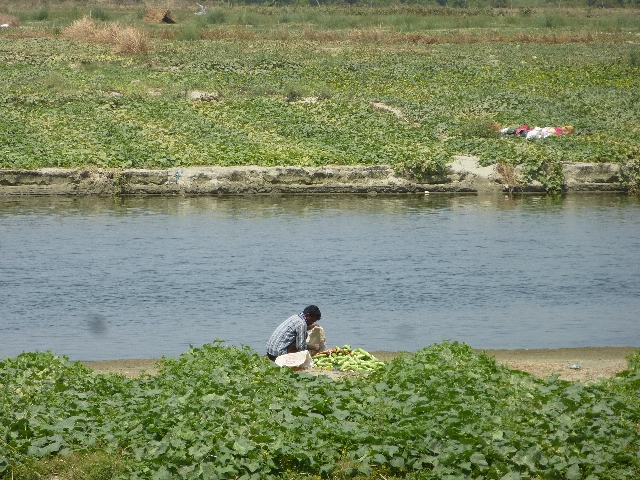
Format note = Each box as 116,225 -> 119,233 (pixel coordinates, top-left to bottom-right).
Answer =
82,346 -> 638,382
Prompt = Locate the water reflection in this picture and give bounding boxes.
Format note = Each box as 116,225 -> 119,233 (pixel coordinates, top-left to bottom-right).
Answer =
1,192 -> 636,218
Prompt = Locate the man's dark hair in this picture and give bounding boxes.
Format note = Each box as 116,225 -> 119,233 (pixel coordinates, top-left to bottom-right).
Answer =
303,305 -> 321,320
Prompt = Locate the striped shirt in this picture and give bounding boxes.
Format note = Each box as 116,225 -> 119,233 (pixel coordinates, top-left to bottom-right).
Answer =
266,313 -> 308,357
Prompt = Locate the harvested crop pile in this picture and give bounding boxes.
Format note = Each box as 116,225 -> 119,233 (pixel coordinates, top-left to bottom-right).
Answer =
313,345 -> 385,372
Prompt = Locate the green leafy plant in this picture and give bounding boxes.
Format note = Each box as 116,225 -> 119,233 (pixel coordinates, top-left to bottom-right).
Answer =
32,7 -> 49,21
177,26 -> 201,41
205,8 -> 227,25
89,8 -> 110,22
393,143 -> 452,179
281,81 -> 311,102
110,170 -> 128,195
458,117 -> 500,139
1,342 -> 638,479
519,153 -> 566,194
620,158 -> 640,194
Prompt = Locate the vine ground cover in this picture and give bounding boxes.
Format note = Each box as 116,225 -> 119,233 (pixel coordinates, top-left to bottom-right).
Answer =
1,342 -> 639,479
1,26 -> 639,192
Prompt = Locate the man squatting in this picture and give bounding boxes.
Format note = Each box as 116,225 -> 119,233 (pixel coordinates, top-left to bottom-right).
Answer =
266,305 -> 322,361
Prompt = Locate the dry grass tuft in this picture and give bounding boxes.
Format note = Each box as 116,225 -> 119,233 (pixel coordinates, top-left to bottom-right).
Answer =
148,24 -> 620,46
199,27 -> 258,41
62,17 -> 102,42
113,26 -> 149,54
0,14 -> 20,27
62,17 -> 148,54
497,162 -> 518,192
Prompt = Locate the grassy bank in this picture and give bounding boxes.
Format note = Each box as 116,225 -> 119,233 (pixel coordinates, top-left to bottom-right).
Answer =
1,342 -> 639,479
1,6 -> 639,192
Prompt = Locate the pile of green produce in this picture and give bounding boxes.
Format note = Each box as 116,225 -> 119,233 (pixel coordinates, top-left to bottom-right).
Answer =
1,341 -> 639,479
313,345 -> 385,372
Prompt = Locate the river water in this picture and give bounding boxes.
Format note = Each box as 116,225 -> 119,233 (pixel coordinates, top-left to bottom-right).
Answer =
1,193 -> 639,361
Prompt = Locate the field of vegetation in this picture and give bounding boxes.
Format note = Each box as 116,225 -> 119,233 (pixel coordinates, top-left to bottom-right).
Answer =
1,341 -> 639,479
1,4 -> 639,478
1,4 -> 640,191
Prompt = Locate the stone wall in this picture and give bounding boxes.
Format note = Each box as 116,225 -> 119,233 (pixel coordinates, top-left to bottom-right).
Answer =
0,158 -> 632,195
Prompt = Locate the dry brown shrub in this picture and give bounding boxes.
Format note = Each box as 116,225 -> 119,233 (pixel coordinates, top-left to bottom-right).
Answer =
227,28 -> 257,40
62,17 -> 148,54
403,33 -> 438,44
513,33 -> 534,43
451,32 -> 481,44
0,14 -> 19,27
496,162 -> 518,192
486,32 -> 506,43
346,28 -> 385,42
301,29 -> 341,42
62,17 -> 101,42
98,23 -> 120,43
271,30 -> 292,42
512,32 -> 598,44
113,26 -> 148,54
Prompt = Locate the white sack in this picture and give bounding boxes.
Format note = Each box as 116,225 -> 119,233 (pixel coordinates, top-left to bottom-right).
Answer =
306,326 -> 327,351
274,350 -> 314,370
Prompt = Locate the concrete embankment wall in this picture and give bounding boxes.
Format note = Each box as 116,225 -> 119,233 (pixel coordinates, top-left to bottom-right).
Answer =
0,158 -> 632,195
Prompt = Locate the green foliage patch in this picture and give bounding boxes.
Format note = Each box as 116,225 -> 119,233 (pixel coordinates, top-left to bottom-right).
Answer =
1,342 -> 638,479
1,31 -> 639,192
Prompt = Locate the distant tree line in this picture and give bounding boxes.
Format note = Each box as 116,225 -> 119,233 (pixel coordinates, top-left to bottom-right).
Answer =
4,0 -> 638,10
204,0 -> 640,8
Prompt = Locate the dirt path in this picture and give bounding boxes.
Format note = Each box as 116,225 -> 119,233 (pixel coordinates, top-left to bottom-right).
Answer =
82,346 -> 637,382
477,346 -> 638,383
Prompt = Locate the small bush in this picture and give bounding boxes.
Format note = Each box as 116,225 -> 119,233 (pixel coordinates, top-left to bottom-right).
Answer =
205,8 -> 226,25
113,26 -> 148,54
458,118 -> 500,139
177,26 -> 201,41
62,17 -> 101,42
316,88 -> 333,100
394,144 -> 452,179
90,8 -> 111,21
33,7 -> 49,21
282,82 -> 309,101
238,11 -> 261,26
496,162 -> 518,192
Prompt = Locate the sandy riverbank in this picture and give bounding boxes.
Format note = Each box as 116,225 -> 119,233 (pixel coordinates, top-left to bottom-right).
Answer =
82,346 -> 638,383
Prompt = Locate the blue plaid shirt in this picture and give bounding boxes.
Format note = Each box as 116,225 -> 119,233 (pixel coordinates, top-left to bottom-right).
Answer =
266,313 -> 308,357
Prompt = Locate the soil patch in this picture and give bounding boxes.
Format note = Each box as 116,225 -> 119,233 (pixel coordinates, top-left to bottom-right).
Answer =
477,346 -> 638,383
82,346 -> 637,382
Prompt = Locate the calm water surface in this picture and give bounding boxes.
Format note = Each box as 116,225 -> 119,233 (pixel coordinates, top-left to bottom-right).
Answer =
1,193 -> 639,361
